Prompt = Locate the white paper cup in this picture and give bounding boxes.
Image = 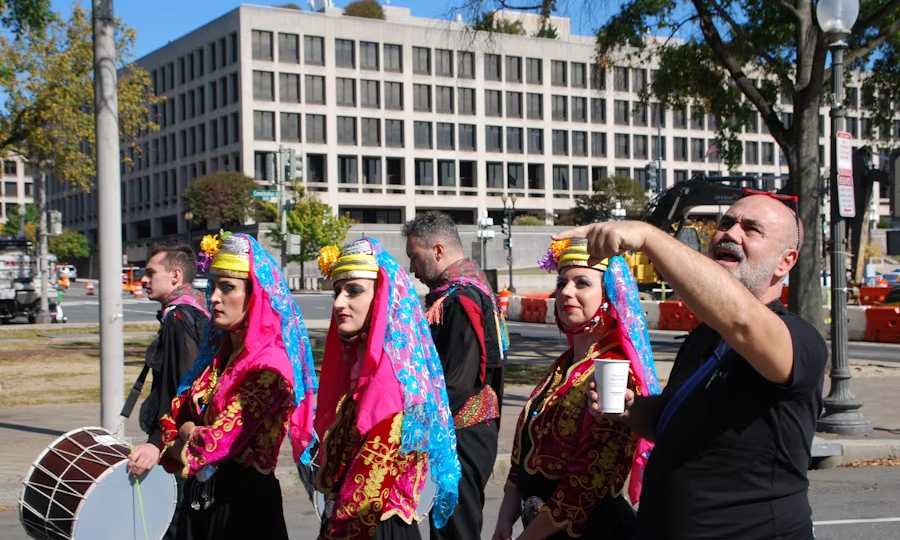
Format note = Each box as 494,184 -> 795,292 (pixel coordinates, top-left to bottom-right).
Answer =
593,358 -> 631,414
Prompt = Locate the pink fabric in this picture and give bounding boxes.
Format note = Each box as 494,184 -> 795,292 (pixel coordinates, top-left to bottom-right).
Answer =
315,268 -> 405,440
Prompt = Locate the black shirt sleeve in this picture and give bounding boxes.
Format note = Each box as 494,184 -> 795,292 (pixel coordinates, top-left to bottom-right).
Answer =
147,306 -> 201,449
770,310 -> 828,398
433,296 -> 483,415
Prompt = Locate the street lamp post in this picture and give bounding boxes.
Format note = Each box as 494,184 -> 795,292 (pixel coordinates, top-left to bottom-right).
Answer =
17,205 -> 25,239
501,193 -> 516,292
184,210 -> 193,248
476,212 -> 495,270
816,0 -> 871,435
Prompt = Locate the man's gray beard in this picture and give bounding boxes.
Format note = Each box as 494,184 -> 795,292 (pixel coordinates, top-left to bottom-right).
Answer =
713,241 -> 779,296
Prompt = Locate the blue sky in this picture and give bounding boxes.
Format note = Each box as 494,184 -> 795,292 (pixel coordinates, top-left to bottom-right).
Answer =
50,0 -> 616,58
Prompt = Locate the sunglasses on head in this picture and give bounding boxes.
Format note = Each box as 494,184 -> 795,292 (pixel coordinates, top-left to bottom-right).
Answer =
742,188 -> 800,250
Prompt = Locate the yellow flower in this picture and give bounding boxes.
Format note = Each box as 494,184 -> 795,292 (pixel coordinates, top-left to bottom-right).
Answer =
200,234 -> 221,257
317,245 -> 341,278
550,239 -> 571,257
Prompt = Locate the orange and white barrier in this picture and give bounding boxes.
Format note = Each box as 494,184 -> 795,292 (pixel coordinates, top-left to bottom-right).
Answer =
86,281 -> 95,296
133,282 -> 143,298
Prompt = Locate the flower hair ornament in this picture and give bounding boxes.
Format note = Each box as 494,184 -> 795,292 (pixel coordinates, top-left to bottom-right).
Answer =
540,238 -> 611,336
196,230 -> 233,273
317,245 -> 341,279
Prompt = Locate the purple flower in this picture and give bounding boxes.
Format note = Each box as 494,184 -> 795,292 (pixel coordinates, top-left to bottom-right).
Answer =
196,252 -> 213,273
537,249 -> 558,273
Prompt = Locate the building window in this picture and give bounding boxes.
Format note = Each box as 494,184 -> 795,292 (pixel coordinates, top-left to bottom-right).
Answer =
745,141 -> 759,164
652,135 -> 666,160
305,36 -> 324,65
413,84 -> 432,112
337,116 -> 357,145
458,51 -> 474,78
277,73 -> 299,103
614,100 -> 630,125
484,53 -> 501,81
415,159 -> 433,186
571,62 -> 586,88
437,122 -> 454,150
252,71 -> 274,101
553,165 -> 569,191
413,47 -> 430,75
673,106 -> 687,128
651,103 -> 665,127
551,60 -> 567,86
527,93 -> 543,120
437,86 -> 454,114
362,118 -> 380,146
436,49 -> 453,76
528,128 -> 543,154
552,95 -> 567,121
438,160 -> 456,187
278,33 -> 299,63
615,133 -> 630,158
305,75 -> 325,104
552,129 -> 568,155
572,131 -> 587,157
458,88 -> 475,115
486,126 -> 503,152
5,182 -> 17,196
690,106 -> 705,130
3,161 -> 17,176
485,90 -> 502,117
487,162 -> 503,188
633,135 -> 648,159
573,166 -> 588,190
251,30 -> 273,61
591,65 -> 606,90
336,78 -> 356,107
591,132 -> 606,157
339,155 -> 358,184
384,44 -> 402,72
591,98 -> 606,123
385,82 -> 403,110
386,119 -> 404,147
762,142 -> 775,165
506,56 -> 522,83
526,58 -> 542,84
335,39 -> 355,68
572,97 -> 587,123
360,41 -> 378,70
306,114 -> 326,143
361,80 -> 379,108
253,111 -> 275,140
280,112 -> 301,142
459,124 -> 476,151
674,137 -> 687,161
414,121 -> 432,149
690,138 -> 706,161
507,127 -> 523,153
614,66 -> 629,92
506,92 -> 523,119
507,163 -> 524,189
633,68 -> 647,93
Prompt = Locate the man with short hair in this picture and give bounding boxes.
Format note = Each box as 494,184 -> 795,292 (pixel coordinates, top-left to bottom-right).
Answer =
572,194 -> 826,540
127,244 -> 209,540
403,211 -> 505,540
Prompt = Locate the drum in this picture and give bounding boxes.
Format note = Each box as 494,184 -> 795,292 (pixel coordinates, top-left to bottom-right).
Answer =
312,469 -> 437,522
19,427 -> 176,540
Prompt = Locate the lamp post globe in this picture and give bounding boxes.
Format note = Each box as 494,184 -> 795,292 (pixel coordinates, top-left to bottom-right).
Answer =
816,0 -> 859,41
184,210 -> 194,247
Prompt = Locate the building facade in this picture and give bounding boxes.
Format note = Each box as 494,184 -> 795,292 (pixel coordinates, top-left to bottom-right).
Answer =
0,157 -> 35,225
45,4 -> 895,260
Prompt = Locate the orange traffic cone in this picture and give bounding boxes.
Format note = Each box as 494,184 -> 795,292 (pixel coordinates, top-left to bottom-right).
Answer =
133,282 -> 143,298
86,280 -> 95,296
498,285 -> 512,316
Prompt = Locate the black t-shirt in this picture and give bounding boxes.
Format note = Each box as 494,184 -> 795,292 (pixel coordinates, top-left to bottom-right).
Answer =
638,301 -> 827,540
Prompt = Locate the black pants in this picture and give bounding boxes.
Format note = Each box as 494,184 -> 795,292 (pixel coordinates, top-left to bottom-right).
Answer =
429,420 -> 499,540
320,515 -> 422,540
164,476 -> 188,540
177,462 -> 288,540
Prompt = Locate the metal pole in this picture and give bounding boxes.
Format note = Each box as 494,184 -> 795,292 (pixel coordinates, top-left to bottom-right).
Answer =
507,202 -> 514,293
93,0 -> 124,431
657,119 -> 663,191
817,42 -> 871,435
278,149 -> 287,277
36,172 -> 50,322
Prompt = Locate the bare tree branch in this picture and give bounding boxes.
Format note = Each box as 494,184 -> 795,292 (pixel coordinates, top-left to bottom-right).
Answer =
843,17 -> 900,67
691,0 -> 788,144
708,0 -> 794,90
855,0 -> 900,32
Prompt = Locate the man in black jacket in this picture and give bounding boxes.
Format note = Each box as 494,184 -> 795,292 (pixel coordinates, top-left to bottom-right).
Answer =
403,211 -> 505,540
127,244 -> 209,539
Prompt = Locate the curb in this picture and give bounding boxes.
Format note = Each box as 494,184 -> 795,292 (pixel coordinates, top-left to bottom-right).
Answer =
813,439 -> 900,469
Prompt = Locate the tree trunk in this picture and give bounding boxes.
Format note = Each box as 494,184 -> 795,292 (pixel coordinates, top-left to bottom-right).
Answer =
299,255 -> 305,289
787,104 -> 826,336
37,171 -> 50,319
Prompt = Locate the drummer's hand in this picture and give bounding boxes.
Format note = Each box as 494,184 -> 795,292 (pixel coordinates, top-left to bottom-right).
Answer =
588,380 -> 635,419
128,444 -> 160,477
179,421 -> 196,442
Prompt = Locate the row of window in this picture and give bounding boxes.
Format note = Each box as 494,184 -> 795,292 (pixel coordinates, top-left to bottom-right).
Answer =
153,33 -> 239,94
127,114 -> 241,173
150,72 -> 239,131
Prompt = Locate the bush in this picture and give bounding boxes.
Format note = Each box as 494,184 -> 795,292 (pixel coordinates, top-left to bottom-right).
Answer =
878,218 -> 892,229
343,0 -> 385,19
513,215 -> 543,226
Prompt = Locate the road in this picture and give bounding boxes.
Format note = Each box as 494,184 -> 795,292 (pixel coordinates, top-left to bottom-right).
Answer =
2,466 -> 899,539
43,282 -> 900,365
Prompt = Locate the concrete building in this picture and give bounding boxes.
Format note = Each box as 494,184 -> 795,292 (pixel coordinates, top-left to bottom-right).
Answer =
43,4 -> 896,264
0,157 -> 35,225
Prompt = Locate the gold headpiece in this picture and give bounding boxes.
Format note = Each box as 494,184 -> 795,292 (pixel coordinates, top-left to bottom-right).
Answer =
540,238 -> 608,272
210,234 -> 251,279
319,239 -> 379,282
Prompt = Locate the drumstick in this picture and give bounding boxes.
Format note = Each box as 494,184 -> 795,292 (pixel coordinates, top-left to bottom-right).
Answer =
129,441 -> 151,540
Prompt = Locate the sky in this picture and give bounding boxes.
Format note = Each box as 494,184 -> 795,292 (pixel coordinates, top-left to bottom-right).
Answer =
50,0 -> 619,59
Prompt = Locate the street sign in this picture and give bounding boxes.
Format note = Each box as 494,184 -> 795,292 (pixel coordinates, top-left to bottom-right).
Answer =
252,189 -> 278,198
836,131 -> 853,175
838,173 -> 856,218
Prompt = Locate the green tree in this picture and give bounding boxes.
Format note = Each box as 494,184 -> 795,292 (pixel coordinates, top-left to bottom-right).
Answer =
471,11 -> 526,34
343,0 -> 385,20
534,20 -> 558,39
269,188 -> 355,284
277,3 -> 303,9
49,229 -> 89,260
453,0 -> 900,332
0,0 -> 53,37
0,203 -> 38,237
569,176 -> 648,225
182,172 -> 262,227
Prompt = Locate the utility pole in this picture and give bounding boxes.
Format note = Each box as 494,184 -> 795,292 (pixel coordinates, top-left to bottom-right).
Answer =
277,147 -> 287,277
36,172 -> 50,323
501,193 -> 516,292
93,0 -> 124,431
476,212 -> 494,270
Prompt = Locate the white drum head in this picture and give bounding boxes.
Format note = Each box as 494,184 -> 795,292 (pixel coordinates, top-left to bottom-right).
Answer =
72,459 -> 176,540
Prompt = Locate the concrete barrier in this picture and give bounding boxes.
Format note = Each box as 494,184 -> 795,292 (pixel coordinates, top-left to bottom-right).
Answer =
544,298 -> 556,324
847,305 -> 868,341
507,295 -> 523,322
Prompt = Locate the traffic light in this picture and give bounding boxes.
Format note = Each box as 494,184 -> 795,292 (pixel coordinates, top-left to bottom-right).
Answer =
288,148 -> 303,181
645,162 -> 659,191
501,216 -> 510,236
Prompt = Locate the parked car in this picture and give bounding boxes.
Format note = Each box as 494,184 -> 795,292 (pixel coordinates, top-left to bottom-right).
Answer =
58,265 -> 77,280
192,274 -> 209,291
